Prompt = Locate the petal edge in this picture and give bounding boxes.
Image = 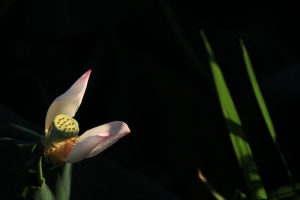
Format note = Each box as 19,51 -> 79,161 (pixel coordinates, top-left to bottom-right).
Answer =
45,69 -> 92,131
62,133 -> 108,163
84,122 -> 130,158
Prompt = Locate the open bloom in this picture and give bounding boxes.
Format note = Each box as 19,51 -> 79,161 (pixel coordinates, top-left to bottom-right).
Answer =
43,69 -> 130,165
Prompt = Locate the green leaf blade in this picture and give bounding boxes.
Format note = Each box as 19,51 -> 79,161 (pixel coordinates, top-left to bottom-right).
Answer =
240,40 -> 277,141
200,30 -> 267,199
240,40 -> 298,198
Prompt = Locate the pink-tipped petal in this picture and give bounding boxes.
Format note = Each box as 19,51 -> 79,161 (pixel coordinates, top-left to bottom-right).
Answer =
86,131 -> 129,158
78,121 -> 130,158
45,69 -> 92,131
79,121 -> 130,141
62,133 -> 109,163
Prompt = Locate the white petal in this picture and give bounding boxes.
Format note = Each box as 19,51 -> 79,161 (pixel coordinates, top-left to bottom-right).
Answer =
79,121 -> 130,141
86,131 -> 129,158
45,69 -> 92,131
62,133 -> 109,163
77,121 -> 130,158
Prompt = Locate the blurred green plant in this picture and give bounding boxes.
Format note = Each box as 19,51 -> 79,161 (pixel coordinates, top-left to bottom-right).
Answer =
240,40 -> 298,196
0,0 -> 15,20
198,169 -> 226,200
233,190 -> 247,200
32,163 -> 72,200
200,30 -> 267,199
200,31 -> 300,200
0,117 -> 72,200
158,0 -> 213,86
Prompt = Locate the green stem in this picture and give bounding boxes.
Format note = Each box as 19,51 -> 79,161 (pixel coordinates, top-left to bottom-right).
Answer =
37,151 -> 45,186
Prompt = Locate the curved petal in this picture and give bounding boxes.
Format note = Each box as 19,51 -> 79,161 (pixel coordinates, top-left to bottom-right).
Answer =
62,132 -> 109,163
77,121 -> 130,158
86,131 -> 129,158
79,121 -> 130,141
45,69 -> 92,131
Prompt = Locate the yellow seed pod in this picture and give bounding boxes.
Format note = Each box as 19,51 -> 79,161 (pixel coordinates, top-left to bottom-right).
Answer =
47,114 -> 79,143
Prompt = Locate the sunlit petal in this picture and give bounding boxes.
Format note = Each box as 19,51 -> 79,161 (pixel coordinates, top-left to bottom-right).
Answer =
77,121 -> 130,158
45,69 -> 91,132
62,133 -> 109,163
79,121 -> 130,141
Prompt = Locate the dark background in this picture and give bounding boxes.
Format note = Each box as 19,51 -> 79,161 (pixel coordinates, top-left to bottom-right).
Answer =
1,0 -> 300,199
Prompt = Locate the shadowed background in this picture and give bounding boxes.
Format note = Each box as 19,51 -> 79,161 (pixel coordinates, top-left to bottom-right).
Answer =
1,0 -> 300,199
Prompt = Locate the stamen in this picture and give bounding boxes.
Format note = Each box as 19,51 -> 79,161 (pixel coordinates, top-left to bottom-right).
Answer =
43,136 -> 78,166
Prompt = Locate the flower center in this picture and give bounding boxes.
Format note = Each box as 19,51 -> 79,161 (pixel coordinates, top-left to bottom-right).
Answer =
47,114 -> 79,143
43,114 -> 80,165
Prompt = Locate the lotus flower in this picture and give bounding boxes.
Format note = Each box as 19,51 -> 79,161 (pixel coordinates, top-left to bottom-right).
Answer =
42,69 -> 130,165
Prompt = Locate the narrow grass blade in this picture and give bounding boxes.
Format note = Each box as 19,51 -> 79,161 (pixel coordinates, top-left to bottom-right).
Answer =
200,30 -> 267,199
267,182 -> 300,200
239,40 -> 277,142
158,0 -> 213,87
233,190 -> 247,200
240,40 -> 297,197
198,169 -> 226,200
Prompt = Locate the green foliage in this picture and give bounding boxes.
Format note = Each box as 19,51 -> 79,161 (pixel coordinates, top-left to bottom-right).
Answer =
0,0 -> 15,20
233,190 -> 247,200
240,40 -> 277,143
200,30 -> 267,199
0,138 -> 31,199
240,41 -> 300,199
198,170 -> 226,200
33,164 -> 72,200
0,104 -> 41,141
158,0 -> 212,85
0,103 -> 72,200
267,182 -> 300,200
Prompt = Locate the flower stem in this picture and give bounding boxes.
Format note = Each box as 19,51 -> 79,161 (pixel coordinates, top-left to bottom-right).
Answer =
37,150 -> 45,187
